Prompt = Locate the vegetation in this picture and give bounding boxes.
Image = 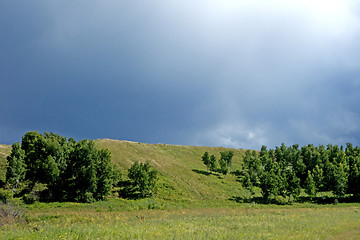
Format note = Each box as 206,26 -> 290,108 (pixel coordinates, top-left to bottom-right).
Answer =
0,202 -> 359,239
1,135 -> 360,239
219,150 -> 234,174
4,131 -> 117,203
240,143 -> 360,203
128,161 -> 158,198
2,132 -> 156,203
6,142 -> 26,193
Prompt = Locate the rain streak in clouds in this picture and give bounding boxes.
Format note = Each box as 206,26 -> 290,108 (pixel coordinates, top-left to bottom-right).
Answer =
1,0 -> 360,149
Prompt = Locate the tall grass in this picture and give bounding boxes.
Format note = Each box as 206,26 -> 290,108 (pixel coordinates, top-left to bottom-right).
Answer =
1,204 -> 360,239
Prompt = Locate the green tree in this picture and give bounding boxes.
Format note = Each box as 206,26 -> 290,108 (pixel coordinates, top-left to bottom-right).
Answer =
42,155 -> 60,186
66,140 -> 114,202
18,131 -> 115,202
94,148 -> 113,200
128,161 -> 158,198
312,165 -> 324,194
220,151 -> 234,174
202,152 -> 210,173
259,170 -> 280,202
241,150 -> 262,197
348,155 -> 360,197
284,171 -> 301,201
209,154 -> 217,173
219,157 -> 228,175
242,171 -> 255,200
6,142 -> 26,193
305,170 -> 316,199
333,162 -> 348,197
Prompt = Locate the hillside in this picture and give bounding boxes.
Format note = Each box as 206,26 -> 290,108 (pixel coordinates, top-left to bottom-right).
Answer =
95,139 -> 246,203
0,140 -> 247,203
0,144 -> 11,183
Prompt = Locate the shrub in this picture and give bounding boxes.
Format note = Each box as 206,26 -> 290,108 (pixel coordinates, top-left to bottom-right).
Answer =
0,189 -> 13,203
22,192 -> 39,204
0,202 -> 25,227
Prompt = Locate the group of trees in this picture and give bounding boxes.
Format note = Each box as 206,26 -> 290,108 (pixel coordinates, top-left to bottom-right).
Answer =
127,161 -> 158,198
4,131 -> 158,203
202,151 -> 234,175
241,143 -> 360,202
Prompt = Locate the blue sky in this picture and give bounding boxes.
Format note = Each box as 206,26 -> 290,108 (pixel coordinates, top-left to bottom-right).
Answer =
1,0 -> 360,149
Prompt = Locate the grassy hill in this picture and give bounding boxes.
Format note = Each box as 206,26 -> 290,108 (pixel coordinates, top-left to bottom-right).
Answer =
0,144 -> 11,183
95,139 -> 246,203
2,140 -> 360,240
0,139 -> 247,203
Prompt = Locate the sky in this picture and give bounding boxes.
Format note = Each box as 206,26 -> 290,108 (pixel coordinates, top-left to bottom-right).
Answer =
1,0 -> 360,150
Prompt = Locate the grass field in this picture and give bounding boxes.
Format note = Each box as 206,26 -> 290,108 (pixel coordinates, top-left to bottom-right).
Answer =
1,140 -> 360,239
1,201 -> 360,239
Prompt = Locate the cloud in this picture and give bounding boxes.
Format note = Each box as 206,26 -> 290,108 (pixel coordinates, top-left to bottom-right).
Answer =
1,1 -> 360,149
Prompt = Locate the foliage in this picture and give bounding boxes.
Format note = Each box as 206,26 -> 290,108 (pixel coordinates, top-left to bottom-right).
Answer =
5,131 -> 117,203
219,151 -> 234,175
0,189 -> 13,203
6,142 -> 26,193
304,171 -> 316,199
128,161 -> 158,198
209,154 -> 217,173
201,152 -> 210,173
240,143 -> 360,202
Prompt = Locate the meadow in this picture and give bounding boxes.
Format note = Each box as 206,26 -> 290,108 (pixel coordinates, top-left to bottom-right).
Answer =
1,140 -> 360,239
1,200 -> 360,239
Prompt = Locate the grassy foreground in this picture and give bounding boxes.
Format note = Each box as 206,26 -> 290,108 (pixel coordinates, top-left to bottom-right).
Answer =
1,201 -> 360,239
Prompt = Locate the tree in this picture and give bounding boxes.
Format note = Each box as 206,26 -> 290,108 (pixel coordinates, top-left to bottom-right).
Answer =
209,154 -> 217,173
128,161 -> 158,198
202,152 -> 210,173
94,148 -> 113,200
284,171 -> 301,201
6,142 -> 26,193
241,150 -> 262,198
305,171 -> 316,199
312,165 -> 324,194
219,157 -> 228,175
333,162 -> 348,197
259,170 -> 280,202
348,154 -> 360,197
220,151 -> 234,174
241,171 -> 255,200
11,131 -> 116,202
42,155 -> 60,186
66,140 -> 114,202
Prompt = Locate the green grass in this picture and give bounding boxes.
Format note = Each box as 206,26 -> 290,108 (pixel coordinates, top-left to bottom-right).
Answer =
1,203 -> 360,239
0,144 -> 11,183
95,139 -> 247,202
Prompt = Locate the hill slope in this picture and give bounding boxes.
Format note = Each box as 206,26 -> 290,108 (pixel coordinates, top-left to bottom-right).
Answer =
0,140 -> 247,203
0,144 -> 11,183
95,139 -> 246,202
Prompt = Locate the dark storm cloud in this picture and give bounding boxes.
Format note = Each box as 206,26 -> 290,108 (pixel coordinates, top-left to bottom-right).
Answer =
1,1 -> 360,149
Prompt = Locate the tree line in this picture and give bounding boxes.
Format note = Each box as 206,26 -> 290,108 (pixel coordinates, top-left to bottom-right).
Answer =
202,150 -> 234,175
240,143 -> 360,202
3,131 -> 158,203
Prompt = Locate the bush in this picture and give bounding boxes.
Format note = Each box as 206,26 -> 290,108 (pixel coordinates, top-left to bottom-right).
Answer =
128,161 -> 158,198
274,195 -> 288,205
22,192 -> 39,204
76,192 -> 95,203
0,189 -> 13,203
0,202 -> 25,226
